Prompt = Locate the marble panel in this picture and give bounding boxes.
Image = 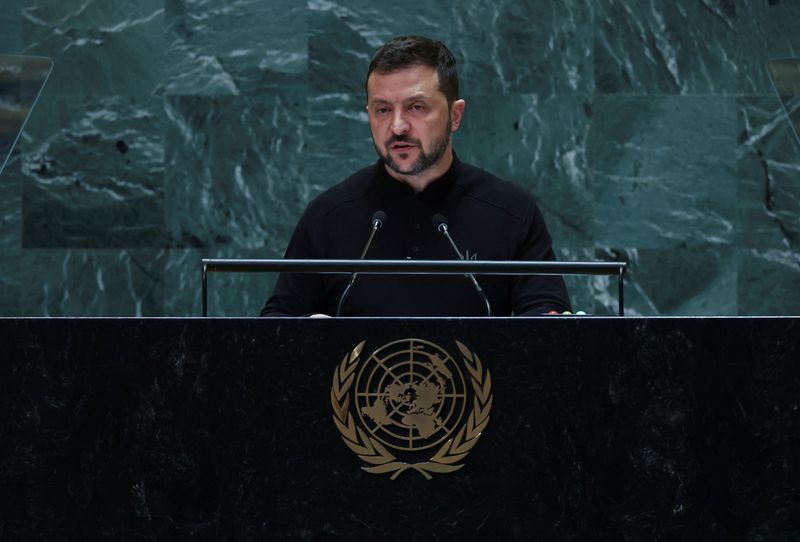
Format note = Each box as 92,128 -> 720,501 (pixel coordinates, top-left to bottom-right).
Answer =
590,95 -> 737,249
305,93 -> 375,200
595,0 -> 737,94
0,154 -> 21,250
0,0 -> 22,53
308,0 -> 594,98
737,248 -> 800,316
162,0 -> 307,95
21,94 -> 166,248
163,248 -> 277,317
450,0 -> 595,96
20,0 -> 165,96
19,249 -> 165,316
733,1 -> 800,94
307,3 -> 378,97
559,247 -> 624,316
626,245 -> 737,316
1,0 -> 799,318
0,251 -> 20,315
561,244 -> 737,317
594,0 -> 800,94
0,157 -> 21,315
458,93 -> 594,248
163,249 -> 202,317
736,96 -> 800,250
310,0 -> 454,49
163,93 -> 306,253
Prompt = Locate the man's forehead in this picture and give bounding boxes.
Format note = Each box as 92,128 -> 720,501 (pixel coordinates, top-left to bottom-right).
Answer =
367,65 -> 443,99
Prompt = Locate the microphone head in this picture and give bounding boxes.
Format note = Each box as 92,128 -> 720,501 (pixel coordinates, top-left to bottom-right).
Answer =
432,213 -> 448,233
371,210 -> 387,229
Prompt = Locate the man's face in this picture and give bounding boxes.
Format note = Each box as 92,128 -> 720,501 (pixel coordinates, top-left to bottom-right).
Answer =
367,65 -> 464,179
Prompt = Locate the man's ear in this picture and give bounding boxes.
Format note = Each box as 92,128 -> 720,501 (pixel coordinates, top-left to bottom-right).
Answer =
450,99 -> 466,131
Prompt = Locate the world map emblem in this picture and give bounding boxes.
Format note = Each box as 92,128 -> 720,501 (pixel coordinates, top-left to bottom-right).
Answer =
331,338 -> 493,479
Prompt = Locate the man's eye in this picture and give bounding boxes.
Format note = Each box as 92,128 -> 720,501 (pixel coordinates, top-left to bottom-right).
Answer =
410,104 -> 425,111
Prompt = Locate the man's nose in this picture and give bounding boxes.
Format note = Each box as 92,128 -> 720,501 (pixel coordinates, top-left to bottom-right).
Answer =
391,110 -> 409,135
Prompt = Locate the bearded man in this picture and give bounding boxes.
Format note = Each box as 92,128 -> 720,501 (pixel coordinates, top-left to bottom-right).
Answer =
261,35 -> 570,317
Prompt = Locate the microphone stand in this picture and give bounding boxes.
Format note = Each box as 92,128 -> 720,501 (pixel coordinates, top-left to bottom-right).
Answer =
433,215 -> 492,316
336,212 -> 386,316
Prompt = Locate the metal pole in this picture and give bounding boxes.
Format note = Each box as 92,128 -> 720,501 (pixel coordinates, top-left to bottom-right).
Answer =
202,262 -> 208,317
199,258 -> 627,317
201,259 -> 624,275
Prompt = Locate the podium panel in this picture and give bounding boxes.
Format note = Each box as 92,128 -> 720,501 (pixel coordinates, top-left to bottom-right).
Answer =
1,317 -> 798,539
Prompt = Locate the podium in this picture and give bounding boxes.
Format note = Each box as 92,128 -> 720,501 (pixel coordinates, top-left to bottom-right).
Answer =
1,317 -> 798,539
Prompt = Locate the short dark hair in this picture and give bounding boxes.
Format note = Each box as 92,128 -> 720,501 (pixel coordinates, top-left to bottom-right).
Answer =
366,35 -> 459,105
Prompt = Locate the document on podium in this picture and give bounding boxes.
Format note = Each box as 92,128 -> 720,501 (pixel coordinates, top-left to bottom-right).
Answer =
0,55 -> 53,178
767,58 -> 800,146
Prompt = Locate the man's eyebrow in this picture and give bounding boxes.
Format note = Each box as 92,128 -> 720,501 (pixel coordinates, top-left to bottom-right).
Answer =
403,93 -> 430,103
369,94 -> 432,106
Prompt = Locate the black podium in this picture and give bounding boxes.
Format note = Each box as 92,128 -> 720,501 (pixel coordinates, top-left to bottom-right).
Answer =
1,317 -> 798,540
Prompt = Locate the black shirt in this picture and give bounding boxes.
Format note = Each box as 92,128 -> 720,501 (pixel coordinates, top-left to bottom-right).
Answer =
261,156 -> 571,316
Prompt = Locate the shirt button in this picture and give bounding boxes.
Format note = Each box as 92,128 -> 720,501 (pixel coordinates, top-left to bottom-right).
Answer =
411,246 -> 419,253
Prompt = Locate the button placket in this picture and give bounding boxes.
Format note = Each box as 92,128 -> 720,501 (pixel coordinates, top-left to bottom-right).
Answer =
407,204 -> 424,259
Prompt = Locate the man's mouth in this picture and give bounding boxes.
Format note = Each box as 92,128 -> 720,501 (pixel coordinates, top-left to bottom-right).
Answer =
389,142 -> 417,152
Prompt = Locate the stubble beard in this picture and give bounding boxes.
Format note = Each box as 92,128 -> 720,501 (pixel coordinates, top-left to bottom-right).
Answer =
375,121 -> 452,177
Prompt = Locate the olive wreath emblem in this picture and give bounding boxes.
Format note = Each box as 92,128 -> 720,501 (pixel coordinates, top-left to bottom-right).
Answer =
330,339 -> 493,480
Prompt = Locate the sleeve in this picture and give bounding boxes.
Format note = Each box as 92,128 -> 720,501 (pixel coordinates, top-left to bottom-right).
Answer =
510,200 -> 572,316
259,211 -> 328,317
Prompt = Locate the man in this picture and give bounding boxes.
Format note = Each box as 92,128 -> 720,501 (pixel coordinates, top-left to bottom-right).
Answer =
261,35 -> 570,317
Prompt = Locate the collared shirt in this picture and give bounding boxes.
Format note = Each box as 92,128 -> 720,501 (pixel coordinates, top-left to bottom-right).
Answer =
261,156 -> 571,316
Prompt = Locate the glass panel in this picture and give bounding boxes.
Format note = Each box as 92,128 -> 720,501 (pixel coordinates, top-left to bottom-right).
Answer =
766,58 -> 800,146
0,55 -> 53,177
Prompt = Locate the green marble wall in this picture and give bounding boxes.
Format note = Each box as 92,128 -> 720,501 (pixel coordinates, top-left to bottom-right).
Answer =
1,0 -> 799,316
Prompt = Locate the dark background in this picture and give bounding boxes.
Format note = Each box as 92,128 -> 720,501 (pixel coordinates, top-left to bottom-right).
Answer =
1,317 -> 798,539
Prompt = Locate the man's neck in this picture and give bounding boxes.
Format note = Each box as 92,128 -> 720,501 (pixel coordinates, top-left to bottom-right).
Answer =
385,148 -> 454,193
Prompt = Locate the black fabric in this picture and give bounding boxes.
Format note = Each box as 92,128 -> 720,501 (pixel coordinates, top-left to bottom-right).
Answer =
261,156 -> 571,316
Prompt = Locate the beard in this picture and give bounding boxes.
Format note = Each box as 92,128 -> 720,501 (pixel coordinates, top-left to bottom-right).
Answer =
375,122 -> 452,177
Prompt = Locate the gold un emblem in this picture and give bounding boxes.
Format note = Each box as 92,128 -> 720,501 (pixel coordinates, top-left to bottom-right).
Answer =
331,338 -> 493,479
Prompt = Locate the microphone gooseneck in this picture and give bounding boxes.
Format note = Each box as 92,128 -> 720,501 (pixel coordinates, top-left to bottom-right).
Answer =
336,210 -> 387,317
362,210 -> 386,257
432,213 -> 492,316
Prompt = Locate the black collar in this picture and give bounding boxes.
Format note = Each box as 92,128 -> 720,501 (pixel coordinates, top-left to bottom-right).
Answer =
371,153 -> 461,207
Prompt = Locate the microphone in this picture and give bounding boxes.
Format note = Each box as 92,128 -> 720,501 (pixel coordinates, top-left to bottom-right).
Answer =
432,213 -> 491,316
336,210 -> 387,316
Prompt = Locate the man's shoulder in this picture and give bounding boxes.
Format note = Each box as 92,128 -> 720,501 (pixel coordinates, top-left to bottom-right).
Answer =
304,163 -> 376,219
456,161 -> 536,220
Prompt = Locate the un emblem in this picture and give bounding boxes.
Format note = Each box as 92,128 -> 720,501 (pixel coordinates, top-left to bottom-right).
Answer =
331,338 -> 493,479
